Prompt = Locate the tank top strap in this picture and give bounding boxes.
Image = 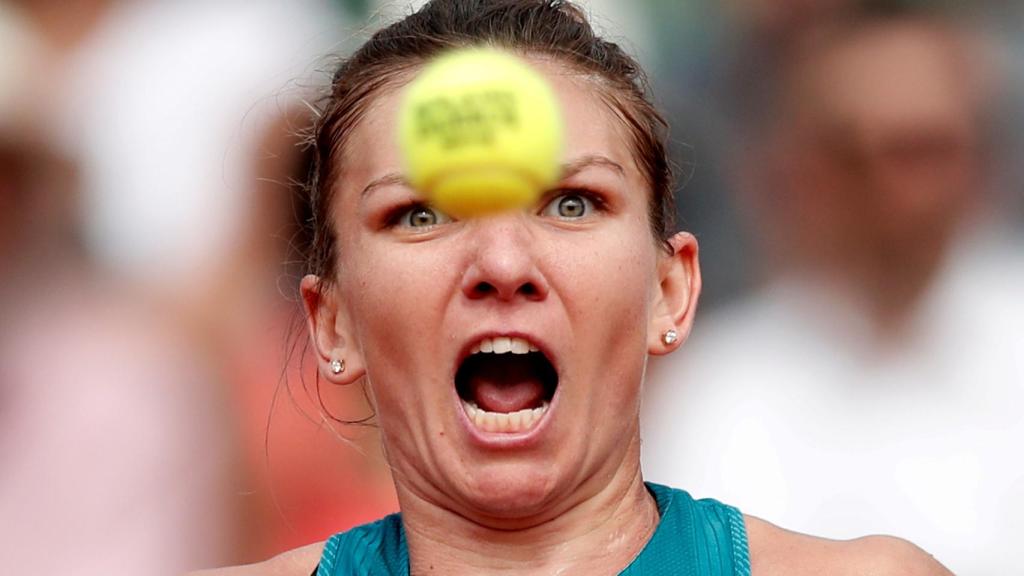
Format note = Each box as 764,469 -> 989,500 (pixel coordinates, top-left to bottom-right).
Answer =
316,513 -> 408,576
620,483 -> 751,576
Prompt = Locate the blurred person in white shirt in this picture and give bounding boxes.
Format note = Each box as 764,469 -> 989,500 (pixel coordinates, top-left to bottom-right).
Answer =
642,5 -> 1024,574
42,0 -> 347,303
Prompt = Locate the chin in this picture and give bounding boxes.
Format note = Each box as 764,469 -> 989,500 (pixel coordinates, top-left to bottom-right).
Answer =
455,462 -> 564,521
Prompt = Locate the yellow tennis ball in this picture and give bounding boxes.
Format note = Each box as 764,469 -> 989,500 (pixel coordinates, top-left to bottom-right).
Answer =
398,47 -> 563,218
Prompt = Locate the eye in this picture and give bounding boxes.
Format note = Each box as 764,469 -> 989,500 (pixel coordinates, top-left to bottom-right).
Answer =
542,192 -> 594,219
395,204 -> 452,229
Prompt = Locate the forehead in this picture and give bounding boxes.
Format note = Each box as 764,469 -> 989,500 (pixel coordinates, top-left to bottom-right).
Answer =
339,56 -> 642,203
794,23 -> 974,137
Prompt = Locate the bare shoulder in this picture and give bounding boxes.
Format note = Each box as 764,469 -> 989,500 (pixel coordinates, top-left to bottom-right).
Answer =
184,542 -> 325,576
744,515 -> 953,576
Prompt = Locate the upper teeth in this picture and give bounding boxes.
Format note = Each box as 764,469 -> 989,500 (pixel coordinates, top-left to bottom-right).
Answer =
471,336 -> 539,355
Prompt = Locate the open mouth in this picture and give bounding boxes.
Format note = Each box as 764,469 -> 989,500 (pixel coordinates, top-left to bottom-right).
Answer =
455,336 -> 558,434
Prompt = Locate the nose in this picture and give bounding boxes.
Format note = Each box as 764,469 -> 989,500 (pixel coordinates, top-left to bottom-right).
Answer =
460,215 -> 549,302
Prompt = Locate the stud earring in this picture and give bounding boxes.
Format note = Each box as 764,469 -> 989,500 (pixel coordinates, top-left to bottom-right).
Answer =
662,329 -> 679,346
330,358 -> 345,375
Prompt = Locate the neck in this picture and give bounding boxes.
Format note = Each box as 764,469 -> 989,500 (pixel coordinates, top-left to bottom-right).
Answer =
398,437 -> 658,575
792,226 -> 955,338
836,246 -> 945,337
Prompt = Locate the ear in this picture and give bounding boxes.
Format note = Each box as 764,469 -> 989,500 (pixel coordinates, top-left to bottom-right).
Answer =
648,232 -> 701,355
300,274 -> 365,384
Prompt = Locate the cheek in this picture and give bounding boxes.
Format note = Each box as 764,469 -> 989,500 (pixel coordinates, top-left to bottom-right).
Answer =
338,243 -> 459,446
342,240 -> 455,377
345,232 -> 450,316
586,218 -> 656,299
563,243 -> 655,429
556,224 -> 657,363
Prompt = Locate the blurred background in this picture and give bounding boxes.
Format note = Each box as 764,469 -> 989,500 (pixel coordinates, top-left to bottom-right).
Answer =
0,0 -> 1019,574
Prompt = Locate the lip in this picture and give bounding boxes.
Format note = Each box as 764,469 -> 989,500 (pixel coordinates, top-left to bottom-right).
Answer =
451,330 -> 560,449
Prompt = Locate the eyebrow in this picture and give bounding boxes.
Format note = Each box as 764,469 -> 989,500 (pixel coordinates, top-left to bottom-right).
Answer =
359,154 -> 625,199
361,173 -> 408,199
560,155 -> 625,180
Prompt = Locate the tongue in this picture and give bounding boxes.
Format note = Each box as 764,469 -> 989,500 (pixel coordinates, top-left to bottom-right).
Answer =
469,356 -> 546,413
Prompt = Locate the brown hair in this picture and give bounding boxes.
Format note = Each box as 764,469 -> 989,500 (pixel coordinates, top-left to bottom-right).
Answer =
304,0 -> 674,284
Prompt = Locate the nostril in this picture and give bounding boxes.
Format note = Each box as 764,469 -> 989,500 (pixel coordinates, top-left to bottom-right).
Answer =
467,280 -> 544,300
473,282 -> 497,297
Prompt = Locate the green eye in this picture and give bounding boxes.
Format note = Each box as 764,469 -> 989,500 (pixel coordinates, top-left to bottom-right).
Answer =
401,205 -> 451,228
542,193 -> 593,219
558,195 -> 586,217
409,207 -> 437,227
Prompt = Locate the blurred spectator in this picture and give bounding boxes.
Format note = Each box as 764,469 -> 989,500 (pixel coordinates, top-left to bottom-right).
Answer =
0,5 -> 233,574
47,0 -> 348,305
2,0 -> 402,569
642,4 -> 1024,574
642,0 -> 863,309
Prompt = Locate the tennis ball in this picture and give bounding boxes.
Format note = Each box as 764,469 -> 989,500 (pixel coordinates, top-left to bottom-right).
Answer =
398,47 -> 563,218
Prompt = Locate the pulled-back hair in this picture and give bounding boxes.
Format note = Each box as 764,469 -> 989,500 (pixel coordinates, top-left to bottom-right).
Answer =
305,0 -> 674,284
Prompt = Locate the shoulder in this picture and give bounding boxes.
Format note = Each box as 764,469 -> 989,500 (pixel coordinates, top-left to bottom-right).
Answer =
184,542 -> 324,576
744,515 -> 952,576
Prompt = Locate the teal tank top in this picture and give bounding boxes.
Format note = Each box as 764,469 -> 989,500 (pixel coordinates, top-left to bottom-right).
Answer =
315,483 -> 750,575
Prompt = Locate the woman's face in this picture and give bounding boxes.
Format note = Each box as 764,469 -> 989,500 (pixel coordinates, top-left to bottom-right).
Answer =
306,58 -> 698,525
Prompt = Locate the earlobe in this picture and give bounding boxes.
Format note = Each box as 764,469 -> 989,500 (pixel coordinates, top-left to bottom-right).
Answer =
300,274 -> 366,385
648,232 -> 701,356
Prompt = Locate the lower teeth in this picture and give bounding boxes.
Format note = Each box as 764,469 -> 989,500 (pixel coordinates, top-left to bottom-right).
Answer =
462,400 -> 548,433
